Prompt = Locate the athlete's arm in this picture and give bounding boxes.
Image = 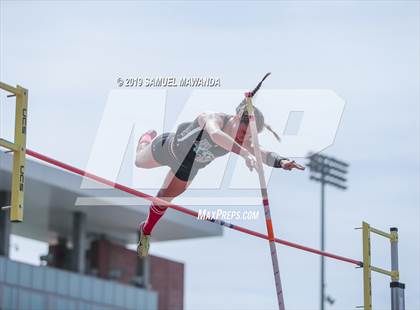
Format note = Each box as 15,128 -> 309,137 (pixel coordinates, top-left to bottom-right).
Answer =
197,113 -> 257,171
238,140 -> 305,171
197,112 -> 248,154
231,140 -> 286,167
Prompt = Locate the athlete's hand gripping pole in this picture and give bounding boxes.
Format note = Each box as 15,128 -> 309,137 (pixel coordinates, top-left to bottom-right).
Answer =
244,73 -> 286,310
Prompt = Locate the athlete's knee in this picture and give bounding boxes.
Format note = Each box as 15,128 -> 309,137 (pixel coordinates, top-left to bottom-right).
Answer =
135,158 -> 147,168
135,155 -> 154,169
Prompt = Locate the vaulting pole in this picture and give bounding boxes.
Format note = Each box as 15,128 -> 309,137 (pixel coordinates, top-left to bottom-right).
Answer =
243,73 -> 285,309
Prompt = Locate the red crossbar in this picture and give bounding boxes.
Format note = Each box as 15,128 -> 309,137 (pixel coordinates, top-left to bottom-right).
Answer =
26,148 -> 362,267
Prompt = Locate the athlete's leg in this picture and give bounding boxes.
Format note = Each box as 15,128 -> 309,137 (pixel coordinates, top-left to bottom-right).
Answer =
143,169 -> 191,234
137,170 -> 192,257
135,130 -> 160,169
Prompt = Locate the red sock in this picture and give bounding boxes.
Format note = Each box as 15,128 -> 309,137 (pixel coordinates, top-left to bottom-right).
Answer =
142,203 -> 167,235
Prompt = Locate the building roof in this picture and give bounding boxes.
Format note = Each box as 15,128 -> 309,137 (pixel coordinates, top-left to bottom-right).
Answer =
0,151 -> 222,244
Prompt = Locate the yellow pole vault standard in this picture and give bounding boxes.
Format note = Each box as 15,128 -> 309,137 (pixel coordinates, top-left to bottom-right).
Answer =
244,73 -> 285,310
362,222 -> 372,310
361,221 -> 405,310
0,82 -> 28,222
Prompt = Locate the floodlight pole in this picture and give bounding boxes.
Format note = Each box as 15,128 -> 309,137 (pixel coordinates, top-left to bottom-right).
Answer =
320,166 -> 326,310
308,153 -> 349,310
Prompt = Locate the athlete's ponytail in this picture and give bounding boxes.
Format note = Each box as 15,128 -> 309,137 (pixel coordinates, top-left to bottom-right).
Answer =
236,100 -> 281,142
264,123 -> 281,142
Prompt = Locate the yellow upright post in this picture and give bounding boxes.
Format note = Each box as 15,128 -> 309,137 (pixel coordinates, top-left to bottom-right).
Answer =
10,85 -> 28,222
362,221 -> 372,310
0,82 -> 28,222
361,222 -> 405,309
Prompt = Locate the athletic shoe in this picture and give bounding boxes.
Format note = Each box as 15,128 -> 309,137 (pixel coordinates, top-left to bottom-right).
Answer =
138,130 -> 157,145
137,222 -> 151,258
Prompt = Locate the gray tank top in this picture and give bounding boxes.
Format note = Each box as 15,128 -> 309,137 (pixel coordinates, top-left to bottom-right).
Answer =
172,113 -> 231,168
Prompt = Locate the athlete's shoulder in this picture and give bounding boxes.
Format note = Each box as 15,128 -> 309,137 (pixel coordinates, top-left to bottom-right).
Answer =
198,111 -> 229,121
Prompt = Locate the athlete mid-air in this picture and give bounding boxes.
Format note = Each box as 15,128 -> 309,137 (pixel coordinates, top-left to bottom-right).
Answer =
135,76 -> 304,257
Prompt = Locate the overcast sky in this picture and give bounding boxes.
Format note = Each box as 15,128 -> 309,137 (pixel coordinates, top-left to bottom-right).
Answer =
1,1 -> 419,309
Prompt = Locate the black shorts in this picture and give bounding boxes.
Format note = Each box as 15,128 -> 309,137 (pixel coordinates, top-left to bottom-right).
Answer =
151,133 -> 199,182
